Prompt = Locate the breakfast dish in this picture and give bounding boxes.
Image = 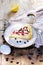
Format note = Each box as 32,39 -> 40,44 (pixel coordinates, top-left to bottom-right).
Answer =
9,24 -> 32,40
4,23 -> 37,48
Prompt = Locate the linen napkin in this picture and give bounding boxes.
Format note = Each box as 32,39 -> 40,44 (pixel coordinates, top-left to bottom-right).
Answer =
32,11 -> 43,48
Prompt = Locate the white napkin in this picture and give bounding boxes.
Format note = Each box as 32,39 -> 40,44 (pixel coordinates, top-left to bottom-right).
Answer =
33,12 -> 43,48
33,12 -> 43,30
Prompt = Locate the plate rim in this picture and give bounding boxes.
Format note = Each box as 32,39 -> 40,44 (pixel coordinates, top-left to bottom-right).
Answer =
4,24 -> 37,48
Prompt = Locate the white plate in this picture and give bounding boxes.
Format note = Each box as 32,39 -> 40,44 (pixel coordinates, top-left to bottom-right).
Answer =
4,22 -> 37,48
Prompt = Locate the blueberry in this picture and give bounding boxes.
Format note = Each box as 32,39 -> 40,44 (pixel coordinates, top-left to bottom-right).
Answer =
24,42 -> 26,44
16,41 -> 18,43
15,38 -> 17,40
19,41 -> 21,43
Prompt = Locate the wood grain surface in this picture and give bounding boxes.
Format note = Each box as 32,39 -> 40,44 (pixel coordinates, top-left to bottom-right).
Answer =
0,47 -> 43,65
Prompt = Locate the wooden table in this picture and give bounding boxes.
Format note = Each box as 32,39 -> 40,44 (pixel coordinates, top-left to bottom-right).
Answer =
0,0 -> 43,65
0,23 -> 43,65
0,47 -> 43,65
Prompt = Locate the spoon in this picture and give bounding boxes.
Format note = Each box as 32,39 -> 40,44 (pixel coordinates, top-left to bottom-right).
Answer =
12,7 -> 43,20
0,44 -> 11,55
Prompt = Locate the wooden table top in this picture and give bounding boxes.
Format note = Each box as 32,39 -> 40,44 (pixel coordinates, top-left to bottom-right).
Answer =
0,0 -> 43,65
0,46 -> 43,65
